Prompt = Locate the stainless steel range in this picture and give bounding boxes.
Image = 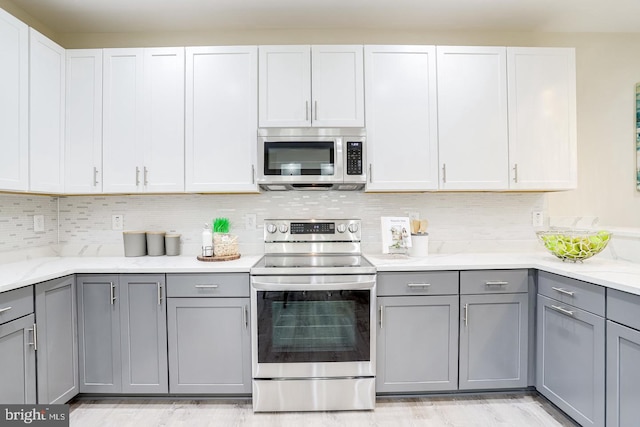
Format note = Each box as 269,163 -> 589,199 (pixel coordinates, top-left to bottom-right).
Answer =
250,219 -> 376,412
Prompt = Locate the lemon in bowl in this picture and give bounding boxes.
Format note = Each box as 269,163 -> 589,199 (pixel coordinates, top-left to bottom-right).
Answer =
536,229 -> 611,262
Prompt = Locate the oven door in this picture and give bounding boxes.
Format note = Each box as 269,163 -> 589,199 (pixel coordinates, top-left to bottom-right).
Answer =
251,274 -> 376,379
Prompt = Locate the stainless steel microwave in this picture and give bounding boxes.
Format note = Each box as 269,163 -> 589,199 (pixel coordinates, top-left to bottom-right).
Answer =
257,128 -> 366,191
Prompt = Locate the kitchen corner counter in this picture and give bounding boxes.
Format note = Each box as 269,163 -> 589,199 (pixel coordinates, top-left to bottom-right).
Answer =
2,252 -> 640,298
366,252 -> 640,296
0,255 -> 262,293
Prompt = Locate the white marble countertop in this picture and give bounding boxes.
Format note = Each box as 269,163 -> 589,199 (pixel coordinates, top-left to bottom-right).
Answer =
1,252 -> 640,297
0,255 -> 262,294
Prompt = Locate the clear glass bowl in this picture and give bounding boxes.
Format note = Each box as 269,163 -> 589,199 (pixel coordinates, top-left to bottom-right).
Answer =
536,229 -> 611,262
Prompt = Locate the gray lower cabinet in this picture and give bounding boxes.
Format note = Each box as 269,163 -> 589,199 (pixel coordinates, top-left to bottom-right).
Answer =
0,314 -> 36,403
606,321 -> 640,427
166,273 -> 251,394
536,293 -> 605,427
376,295 -> 459,393
35,276 -> 78,403
606,287 -> 640,427
459,293 -> 528,390
77,274 -> 168,394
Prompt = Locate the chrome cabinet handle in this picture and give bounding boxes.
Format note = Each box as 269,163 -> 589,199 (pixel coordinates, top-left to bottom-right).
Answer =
464,303 -> 468,327
29,324 -> 37,351
314,100 -> 318,121
552,287 -> 575,296
407,283 -> 431,288
379,305 -> 384,328
0,306 -> 12,314
110,282 -> 116,305
144,167 -> 149,186
251,165 -> 255,184
195,284 -> 219,289
243,305 -> 248,329
485,281 -> 509,286
93,167 -> 99,186
157,282 -> 162,305
551,305 -> 575,317
513,163 -> 518,183
369,164 -> 372,183
305,101 -> 309,121
442,163 -> 447,183
135,167 -> 140,186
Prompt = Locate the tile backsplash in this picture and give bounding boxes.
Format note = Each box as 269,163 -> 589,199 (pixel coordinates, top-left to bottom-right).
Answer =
1,191 -> 548,258
0,194 -> 58,251
55,192 -> 546,256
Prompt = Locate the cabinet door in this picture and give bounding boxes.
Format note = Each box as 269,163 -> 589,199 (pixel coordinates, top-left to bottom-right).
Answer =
35,276 -> 78,404
119,274 -> 168,393
364,46 -> 439,191
258,45 -> 311,127
167,297 -> 251,394
311,45 -> 364,127
607,321 -> 640,427
437,46 -> 509,190
459,293 -> 528,389
537,294 -> 605,427
507,48 -> 577,190
29,28 -> 65,193
103,49 -> 144,193
0,8 -> 28,191
77,275 -> 122,393
0,314 -> 36,404
185,46 -> 258,192
142,47 -> 185,192
65,49 -> 103,193
376,295 -> 458,393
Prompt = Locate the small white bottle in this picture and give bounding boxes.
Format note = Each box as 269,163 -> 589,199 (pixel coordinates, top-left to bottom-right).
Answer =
201,223 -> 213,256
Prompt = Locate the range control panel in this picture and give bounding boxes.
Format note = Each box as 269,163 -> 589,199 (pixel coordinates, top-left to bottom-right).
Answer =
264,219 -> 361,242
346,141 -> 363,175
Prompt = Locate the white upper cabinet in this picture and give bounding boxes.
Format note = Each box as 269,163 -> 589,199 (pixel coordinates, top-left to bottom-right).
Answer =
103,48 -> 144,193
0,9 -> 28,191
507,47 -> 577,190
311,45 -> 364,127
437,46 -> 509,190
142,48 -> 185,193
185,46 -> 258,192
259,45 -> 364,128
364,45 -> 439,191
103,48 -> 185,193
65,49 -> 103,194
29,28 -> 65,193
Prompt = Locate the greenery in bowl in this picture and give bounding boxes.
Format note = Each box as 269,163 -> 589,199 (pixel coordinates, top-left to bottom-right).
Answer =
536,229 -> 611,262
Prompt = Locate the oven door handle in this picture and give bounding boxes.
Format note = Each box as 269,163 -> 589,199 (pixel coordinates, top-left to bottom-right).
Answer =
251,280 -> 375,291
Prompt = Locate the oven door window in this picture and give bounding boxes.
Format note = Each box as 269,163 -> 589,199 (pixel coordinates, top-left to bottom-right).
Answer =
257,290 -> 370,363
264,141 -> 335,176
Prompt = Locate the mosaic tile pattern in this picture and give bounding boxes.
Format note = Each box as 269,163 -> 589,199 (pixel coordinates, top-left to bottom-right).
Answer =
57,192 -> 545,254
0,194 -> 58,251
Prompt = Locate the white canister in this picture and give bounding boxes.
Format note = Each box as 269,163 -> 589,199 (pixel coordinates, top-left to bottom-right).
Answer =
408,233 -> 429,257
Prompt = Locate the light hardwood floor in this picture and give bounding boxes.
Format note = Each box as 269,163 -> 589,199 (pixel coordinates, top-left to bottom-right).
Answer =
69,394 -> 577,427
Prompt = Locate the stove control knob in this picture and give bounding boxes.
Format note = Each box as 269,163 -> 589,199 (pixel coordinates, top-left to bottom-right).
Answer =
336,224 -> 347,233
348,223 -> 359,233
266,223 -> 277,234
278,223 -> 289,233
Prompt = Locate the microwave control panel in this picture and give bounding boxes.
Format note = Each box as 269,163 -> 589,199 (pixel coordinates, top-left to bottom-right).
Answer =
346,141 -> 363,175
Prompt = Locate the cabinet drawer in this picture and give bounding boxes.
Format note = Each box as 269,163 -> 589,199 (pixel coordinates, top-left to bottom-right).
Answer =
0,286 -> 33,325
538,271 -> 605,316
166,273 -> 249,297
460,269 -> 528,294
608,289 -> 640,330
377,271 -> 458,296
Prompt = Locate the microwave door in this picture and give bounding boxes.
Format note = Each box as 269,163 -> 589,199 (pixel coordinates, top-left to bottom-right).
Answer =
261,140 -> 343,183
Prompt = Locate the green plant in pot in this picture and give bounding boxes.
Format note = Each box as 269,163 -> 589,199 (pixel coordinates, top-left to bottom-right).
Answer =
212,217 -> 238,257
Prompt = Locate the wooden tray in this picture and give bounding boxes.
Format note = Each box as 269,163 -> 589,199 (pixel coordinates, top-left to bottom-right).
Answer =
197,254 -> 241,262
